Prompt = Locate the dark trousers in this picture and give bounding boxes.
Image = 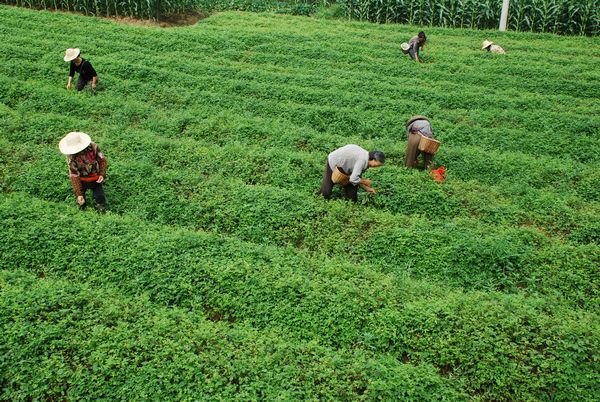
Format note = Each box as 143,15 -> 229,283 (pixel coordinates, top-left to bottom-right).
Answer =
405,133 -> 433,169
408,48 -> 420,60
81,181 -> 106,208
319,160 -> 358,203
76,77 -> 91,91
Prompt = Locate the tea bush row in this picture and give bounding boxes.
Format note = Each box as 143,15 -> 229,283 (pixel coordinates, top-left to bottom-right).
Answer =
1,194 -> 598,400
1,125 -> 599,306
1,269 -> 464,400
5,136 -> 600,244
1,74 -> 598,202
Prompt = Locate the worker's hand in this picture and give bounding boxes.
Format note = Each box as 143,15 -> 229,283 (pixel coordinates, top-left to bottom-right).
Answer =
361,179 -> 372,187
67,82 -> 71,90
77,196 -> 85,206
360,184 -> 377,194
96,175 -> 104,183
92,83 -> 96,91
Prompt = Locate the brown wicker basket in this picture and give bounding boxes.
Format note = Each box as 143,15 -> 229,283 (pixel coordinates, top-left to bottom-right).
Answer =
331,166 -> 350,185
418,135 -> 440,154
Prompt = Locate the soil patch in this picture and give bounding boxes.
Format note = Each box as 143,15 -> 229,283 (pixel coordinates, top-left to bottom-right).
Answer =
5,5 -> 207,27
106,11 -> 206,27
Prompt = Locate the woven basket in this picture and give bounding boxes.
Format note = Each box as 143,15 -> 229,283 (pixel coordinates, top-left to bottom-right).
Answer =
401,43 -> 410,54
331,166 -> 350,185
418,135 -> 440,154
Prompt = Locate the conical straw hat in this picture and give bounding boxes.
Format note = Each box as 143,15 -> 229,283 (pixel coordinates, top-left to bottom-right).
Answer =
59,132 -> 91,155
482,40 -> 493,50
64,48 -> 80,62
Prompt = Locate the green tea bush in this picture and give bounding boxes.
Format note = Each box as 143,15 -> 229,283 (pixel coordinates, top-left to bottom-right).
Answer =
1,195 -> 598,400
1,271 -> 464,400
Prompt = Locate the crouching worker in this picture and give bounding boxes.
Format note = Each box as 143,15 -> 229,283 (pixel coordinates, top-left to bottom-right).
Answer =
405,115 -> 438,169
320,144 -> 385,203
64,48 -> 98,92
407,31 -> 426,62
59,132 -> 107,212
482,40 -> 506,54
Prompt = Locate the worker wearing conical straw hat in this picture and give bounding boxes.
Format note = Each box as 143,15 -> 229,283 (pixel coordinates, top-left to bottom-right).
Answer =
59,132 -> 107,212
482,40 -> 506,54
320,144 -> 385,203
64,48 -> 98,91
405,115 -> 435,169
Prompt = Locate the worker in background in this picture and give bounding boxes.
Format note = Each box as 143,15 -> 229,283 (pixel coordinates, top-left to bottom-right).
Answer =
59,131 -> 107,212
405,115 -> 436,169
407,31 -> 427,62
482,40 -> 506,54
64,48 -> 98,91
320,144 -> 385,203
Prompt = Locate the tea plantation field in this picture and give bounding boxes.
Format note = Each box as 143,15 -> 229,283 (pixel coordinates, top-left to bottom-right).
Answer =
1,5 -> 599,400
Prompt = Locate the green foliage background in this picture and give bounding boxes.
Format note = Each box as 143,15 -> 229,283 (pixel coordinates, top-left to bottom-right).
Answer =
1,0 -> 598,35
0,5 -> 599,400
340,0 -> 599,35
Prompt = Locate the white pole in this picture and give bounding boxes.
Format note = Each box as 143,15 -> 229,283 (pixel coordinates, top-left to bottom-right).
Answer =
499,0 -> 510,31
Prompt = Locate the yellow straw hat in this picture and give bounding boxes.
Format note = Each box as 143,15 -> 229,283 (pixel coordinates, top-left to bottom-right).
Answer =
482,40 -> 493,50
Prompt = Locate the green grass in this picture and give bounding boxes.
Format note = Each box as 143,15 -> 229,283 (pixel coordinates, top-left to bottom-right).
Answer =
0,5 -> 599,400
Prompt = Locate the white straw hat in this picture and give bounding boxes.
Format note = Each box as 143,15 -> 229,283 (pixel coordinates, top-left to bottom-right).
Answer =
59,132 -> 91,155
482,40 -> 493,50
64,48 -> 80,62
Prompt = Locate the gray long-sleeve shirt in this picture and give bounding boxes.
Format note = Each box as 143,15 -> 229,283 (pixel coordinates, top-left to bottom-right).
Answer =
328,144 -> 369,186
407,119 -> 433,138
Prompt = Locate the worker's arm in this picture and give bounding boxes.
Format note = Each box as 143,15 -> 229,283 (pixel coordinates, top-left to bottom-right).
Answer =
349,160 -> 367,186
67,157 -> 84,199
69,175 -> 84,199
89,62 -> 98,90
67,62 -> 75,89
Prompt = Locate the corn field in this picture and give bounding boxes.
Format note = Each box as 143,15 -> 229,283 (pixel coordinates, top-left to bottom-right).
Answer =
339,0 -> 599,35
0,0 -> 199,18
